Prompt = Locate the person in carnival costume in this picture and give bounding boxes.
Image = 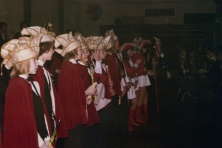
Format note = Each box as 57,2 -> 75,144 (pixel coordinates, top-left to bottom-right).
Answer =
2,33 -> 54,148
21,26 -> 68,148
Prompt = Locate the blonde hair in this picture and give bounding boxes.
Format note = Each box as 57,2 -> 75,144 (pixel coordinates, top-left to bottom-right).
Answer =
10,60 -> 30,78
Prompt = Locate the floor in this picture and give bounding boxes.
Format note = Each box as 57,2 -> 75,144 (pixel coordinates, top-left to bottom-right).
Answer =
127,95 -> 222,148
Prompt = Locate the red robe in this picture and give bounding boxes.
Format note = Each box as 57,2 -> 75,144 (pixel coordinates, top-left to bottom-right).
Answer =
46,53 -> 63,82
91,60 -> 111,100
105,54 -> 122,96
113,52 -> 125,79
3,77 -> 39,148
94,72 -> 111,100
57,61 -> 87,130
131,52 -> 147,76
75,63 -> 101,126
31,66 -> 68,139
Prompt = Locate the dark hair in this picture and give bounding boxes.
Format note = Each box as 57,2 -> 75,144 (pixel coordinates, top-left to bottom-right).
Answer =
0,22 -> 7,29
39,42 -> 54,56
20,21 -> 29,30
143,43 -> 150,49
122,48 -> 131,62
122,48 -> 133,68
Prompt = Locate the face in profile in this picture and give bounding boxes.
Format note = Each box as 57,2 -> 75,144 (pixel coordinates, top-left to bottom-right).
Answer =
127,48 -> 133,57
99,50 -> 107,60
45,45 -> 54,61
1,25 -> 7,34
142,47 -> 147,53
81,48 -> 89,63
115,40 -> 120,50
75,47 -> 82,60
155,43 -> 161,52
29,59 -> 38,74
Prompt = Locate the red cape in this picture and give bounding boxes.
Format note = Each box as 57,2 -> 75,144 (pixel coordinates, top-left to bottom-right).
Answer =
3,77 -> 39,148
57,61 -> 87,130
105,54 -> 122,96
113,52 -> 125,79
31,66 -> 68,138
46,53 -> 63,82
75,63 -> 101,126
94,72 -> 111,100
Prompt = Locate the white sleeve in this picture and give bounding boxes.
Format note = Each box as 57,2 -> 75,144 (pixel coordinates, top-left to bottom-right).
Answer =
96,83 -> 105,101
124,76 -> 130,83
38,133 -> 44,147
37,133 -> 50,147
95,83 -> 112,111
94,61 -> 102,74
121,78 -> 126,91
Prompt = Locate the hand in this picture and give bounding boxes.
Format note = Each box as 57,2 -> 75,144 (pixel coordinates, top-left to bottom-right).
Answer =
110,87 -> 115,96
40,141 -> 51,148
134,80 -> 138,89
86,96 -> 92,105
136,59 -> 142,65
122,87 -> 127,97
148,70 -> 155,76
93,49 -> 100,61
108,80 -> 113,87
85,85 -> 96,96
94,90 -> 98,96
126,82 -> 132,91
136,58 -> 142,65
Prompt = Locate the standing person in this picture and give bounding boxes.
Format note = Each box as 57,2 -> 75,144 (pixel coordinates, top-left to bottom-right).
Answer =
75,37 -> 101,148
86,35 -> 113,110
105,30 -> 129,147
2,35 -> 53,148
55,32 -> 96,148
149,37 -> 169,116
132,40 -> 151,123
121,43 -> 142,131
87,35 -> 114,147
21,26 -> 68,147
175,54 -> 190,101
186,51 -> 201,98
202,51 -> 221,100
13,21 -> 29,39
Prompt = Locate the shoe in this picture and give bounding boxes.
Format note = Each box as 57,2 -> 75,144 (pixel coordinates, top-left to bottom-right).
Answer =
129,109 -> 140,126
135,106 -> 147,124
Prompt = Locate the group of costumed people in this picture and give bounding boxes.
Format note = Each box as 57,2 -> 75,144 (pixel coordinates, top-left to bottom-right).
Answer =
0,26 -> 164,148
